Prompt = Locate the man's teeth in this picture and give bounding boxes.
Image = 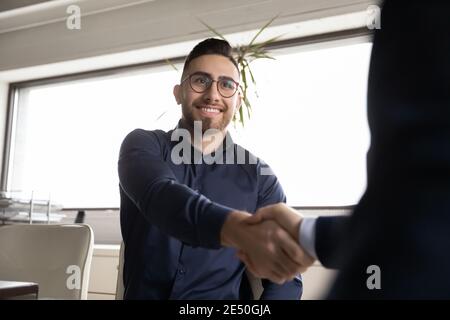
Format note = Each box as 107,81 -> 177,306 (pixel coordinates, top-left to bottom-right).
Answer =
201,107 -> 220,113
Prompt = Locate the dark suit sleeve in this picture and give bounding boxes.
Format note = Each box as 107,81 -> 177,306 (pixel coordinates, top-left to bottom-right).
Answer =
255,162 -> 303,300
118,129 -> 232,249
315,216 -> 350,269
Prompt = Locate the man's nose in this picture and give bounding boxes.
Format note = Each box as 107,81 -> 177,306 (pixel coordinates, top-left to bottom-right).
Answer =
204,81 -> 220,102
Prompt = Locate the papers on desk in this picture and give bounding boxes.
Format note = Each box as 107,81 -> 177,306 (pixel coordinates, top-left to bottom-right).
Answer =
0,190 -> 64,224
5,212 -> 66,223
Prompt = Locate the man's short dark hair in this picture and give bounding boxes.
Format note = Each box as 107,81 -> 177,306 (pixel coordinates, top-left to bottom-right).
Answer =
182,38 -> 239,77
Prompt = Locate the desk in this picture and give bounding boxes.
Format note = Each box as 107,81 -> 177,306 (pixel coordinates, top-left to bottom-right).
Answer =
0,281 -> 39,299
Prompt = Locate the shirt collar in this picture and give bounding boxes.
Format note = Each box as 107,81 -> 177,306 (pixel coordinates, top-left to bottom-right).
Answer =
172,119 -> 235,155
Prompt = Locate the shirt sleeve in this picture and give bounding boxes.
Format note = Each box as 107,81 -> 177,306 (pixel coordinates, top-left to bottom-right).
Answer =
118,129 -> 233,249
255,161 -> 303,300
299,216 -> 319,260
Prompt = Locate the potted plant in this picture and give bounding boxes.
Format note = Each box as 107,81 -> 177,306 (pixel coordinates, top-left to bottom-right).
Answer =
200,16 -> 281,126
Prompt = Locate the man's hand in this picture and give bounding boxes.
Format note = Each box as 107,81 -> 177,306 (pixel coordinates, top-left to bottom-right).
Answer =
237,204 -> 316,281
247,203 -> 303,241
221,210 -> 306,284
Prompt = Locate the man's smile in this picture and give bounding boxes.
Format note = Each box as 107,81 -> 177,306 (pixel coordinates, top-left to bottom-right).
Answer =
195,105 -> 224,117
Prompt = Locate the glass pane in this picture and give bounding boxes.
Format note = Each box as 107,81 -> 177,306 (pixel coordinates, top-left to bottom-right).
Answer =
11,65 -> 181,208
231,42 -> 372,206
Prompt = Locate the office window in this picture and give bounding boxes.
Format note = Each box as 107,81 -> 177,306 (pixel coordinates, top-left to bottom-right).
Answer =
9,66 -> 182,208
7,40 -> 372,208
232,41 -> 372,206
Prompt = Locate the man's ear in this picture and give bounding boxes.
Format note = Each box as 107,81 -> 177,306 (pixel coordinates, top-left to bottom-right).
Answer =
173,84 -> 181,105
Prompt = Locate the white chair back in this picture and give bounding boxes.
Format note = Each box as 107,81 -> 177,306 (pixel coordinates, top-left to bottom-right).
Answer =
0,224 -> 94,299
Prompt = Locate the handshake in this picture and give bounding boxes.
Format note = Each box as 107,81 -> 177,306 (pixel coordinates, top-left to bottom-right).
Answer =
220,203 -> 316,284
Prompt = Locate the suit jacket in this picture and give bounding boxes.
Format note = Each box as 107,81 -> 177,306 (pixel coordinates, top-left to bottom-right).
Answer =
315,0 -> 450,299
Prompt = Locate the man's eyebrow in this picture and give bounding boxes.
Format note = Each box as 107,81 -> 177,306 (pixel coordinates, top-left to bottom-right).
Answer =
191,71 -> 212,77
218,75 -> 238,82
191,71 -> 238,82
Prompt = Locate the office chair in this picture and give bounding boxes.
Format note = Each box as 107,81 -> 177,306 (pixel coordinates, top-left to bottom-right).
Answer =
0,224 -> 94,299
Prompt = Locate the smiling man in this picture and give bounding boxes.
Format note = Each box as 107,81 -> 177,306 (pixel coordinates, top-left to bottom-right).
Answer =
176,57 -> 237,131
118,38 -> 304,300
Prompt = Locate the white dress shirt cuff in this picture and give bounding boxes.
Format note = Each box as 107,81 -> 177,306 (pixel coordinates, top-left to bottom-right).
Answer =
298,216 -> 318,260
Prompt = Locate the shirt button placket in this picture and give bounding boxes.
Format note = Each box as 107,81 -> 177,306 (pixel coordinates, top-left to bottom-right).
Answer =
169,265 -> 187,299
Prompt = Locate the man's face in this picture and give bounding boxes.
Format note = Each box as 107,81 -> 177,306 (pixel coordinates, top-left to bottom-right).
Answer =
174,54 -> 241,132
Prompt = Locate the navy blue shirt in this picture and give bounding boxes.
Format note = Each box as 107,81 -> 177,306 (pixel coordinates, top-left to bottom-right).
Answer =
118,127 -> 302,299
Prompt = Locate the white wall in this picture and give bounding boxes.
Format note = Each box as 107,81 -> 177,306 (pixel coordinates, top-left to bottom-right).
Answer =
0,0 -> 378,73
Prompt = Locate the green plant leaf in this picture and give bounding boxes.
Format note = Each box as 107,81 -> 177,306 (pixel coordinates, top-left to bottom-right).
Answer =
248,15 -> 279,47
155,110 -> 168,121
239,105 -> 245,126
240,68 -> 248,93
250,35 -> 283,51
165,59 -> 179,71
248,52 -> 276,60
243,61 -> 256,85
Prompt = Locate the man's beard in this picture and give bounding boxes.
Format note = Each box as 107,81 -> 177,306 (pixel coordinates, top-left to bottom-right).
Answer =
181,104 -> 231,132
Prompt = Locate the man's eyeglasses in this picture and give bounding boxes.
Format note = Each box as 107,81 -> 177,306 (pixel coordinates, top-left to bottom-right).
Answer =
181,72 -> 239,98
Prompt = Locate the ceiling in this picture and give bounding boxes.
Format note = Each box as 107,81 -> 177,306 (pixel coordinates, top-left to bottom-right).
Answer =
0,0 -> 378,80
0,0 -> 54,13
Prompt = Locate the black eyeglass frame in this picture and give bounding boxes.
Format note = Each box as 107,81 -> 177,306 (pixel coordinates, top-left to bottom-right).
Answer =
181,72 -> 240,98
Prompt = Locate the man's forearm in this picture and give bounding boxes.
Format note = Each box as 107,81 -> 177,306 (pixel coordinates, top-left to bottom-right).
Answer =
220,210 -> 252,248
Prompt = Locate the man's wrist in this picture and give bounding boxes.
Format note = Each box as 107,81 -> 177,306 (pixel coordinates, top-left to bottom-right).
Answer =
220,210 -> 250,247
